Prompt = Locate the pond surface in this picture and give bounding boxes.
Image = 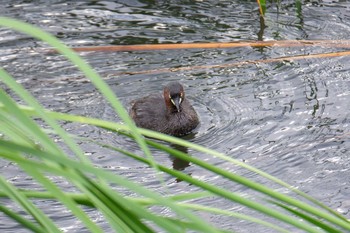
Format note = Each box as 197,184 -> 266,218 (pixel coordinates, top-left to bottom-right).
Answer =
1,0 -> 350,232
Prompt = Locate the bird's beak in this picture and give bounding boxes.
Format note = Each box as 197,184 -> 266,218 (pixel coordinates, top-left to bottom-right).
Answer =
171,96 -> 182,112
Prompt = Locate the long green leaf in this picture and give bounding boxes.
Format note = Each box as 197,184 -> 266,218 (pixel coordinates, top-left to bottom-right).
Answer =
0,139 -> 222,233
0,15 -> 349,233
0,189 -> 292,233
0,17 -> 168,210
10,105 -> 350,231
145,138 -> 350,231
0,86 -> 61,155
0,204 -> 46,233
275,202 -> 342,233
20,164 -> 104,233
0,17 -> 156,175
99,141 -> 323,233
0,176 -> 61,233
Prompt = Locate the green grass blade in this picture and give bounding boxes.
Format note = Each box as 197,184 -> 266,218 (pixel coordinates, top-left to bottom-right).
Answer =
0,142 -> 171,232
177,203 -> 291,233
20,165 -> 104,233
0,189 -> 288,232
296,0 -> 302,17
67,169 -> 219,233
145,138 -> 350,231
0,204 -> 46,233
0,190 -> 211,208
96,128 -> 350,232
0,17 -> 157,175
0,111 -> 36,147
257,0 -> 266,16
0,85 -> 61,155
96,141 -> 322,233
0,86 -> 104,232
0,191 -> 94,207
11,105 -> 350,230
0,145 -> 103,232
1,16 -> 348,233
78,178 -> 157,233
0,139 -> 222,233
0,176 -> 61,233
275,202 -> 342,233
0,68 -> 90,164
132,129 -> 350,227
128,194 -> 292,233
12,105 -> 350,231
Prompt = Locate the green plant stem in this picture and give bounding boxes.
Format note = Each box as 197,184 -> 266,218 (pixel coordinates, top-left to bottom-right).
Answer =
0,17 -> 161,186
16,106 -> 349,229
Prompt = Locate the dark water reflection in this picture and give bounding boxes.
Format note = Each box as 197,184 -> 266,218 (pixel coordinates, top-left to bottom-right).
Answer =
1,0 -> 350,232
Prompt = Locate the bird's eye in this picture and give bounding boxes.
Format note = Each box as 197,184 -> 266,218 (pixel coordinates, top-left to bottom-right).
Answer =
179,92 -> 184,103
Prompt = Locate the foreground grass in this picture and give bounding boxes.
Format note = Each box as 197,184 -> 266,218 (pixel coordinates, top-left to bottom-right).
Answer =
0,17 -> 349,233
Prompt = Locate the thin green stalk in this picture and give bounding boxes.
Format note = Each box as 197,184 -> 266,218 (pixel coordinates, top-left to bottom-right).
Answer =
0,190 -> 212,208
0,16 -> 348,233
0,205 -> 46,233
20,165 -> 104,233
145,138 -> 350,231
98,142 -> 323,233
0,189 -> 322,233
0,112 -> 37,147
70,173 -> 158,233
257,0 -> 266,16
0,140 -> 222,233
275,202 -> 342,233
0,176 -> 61,233
11,105 -> 350,230
0,18 -> 169,206
0,191 -> 94,207
179,203 -> 291,233
0,17 -> 157,176
0,86 -> 110,232
0,87 -> 62,156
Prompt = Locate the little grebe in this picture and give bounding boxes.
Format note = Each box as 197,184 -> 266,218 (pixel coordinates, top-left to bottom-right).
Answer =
130,82 -> 199,136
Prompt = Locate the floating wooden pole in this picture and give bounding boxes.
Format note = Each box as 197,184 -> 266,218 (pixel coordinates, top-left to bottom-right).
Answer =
45,40 -> 350,53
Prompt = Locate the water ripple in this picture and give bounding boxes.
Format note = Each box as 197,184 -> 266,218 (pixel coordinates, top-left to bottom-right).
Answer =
193,93 -> 248,152
1,1 -> 350,232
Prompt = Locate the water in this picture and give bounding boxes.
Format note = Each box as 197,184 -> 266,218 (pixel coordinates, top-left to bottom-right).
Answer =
1,0 -> 350,232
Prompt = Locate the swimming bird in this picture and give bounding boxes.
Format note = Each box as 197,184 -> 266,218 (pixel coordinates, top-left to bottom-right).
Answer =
130,82 -> 199,136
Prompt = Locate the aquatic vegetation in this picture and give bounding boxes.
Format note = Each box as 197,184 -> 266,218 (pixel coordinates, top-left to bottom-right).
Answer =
256,0 -> 303,17
257,0 -> 266,16
0,16 -> 350,233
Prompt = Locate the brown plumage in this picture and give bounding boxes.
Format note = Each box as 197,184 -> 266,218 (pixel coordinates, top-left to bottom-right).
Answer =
129,82 -> 199,136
